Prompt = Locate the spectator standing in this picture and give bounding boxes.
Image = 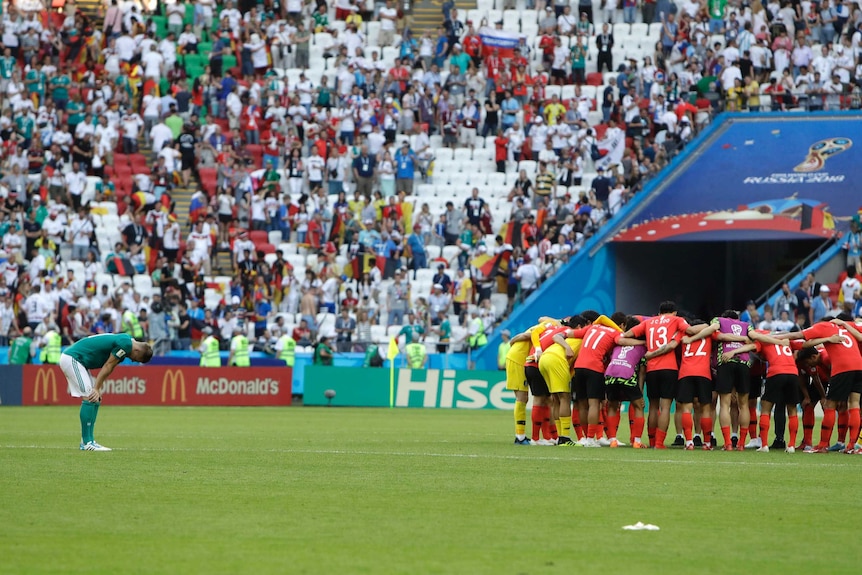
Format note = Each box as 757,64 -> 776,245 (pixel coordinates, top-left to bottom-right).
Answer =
335,308 -> 357,351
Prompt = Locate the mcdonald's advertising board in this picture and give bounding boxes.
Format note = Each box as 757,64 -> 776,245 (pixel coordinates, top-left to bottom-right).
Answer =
23,365 -> 293,406
303,366 -> 514,409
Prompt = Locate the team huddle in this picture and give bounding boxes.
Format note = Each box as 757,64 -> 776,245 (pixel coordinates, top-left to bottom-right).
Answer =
504,303 -> 862,453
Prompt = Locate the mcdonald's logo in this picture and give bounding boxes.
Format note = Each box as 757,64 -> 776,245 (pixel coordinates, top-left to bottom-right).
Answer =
161,369 -> 187,403
34,368 -> 58,403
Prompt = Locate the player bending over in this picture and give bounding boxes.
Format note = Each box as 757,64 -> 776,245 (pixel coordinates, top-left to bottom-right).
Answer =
59,333 -> 154,451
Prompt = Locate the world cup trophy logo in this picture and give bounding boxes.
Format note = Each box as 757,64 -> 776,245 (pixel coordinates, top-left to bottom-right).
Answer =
794,137 -> 852,172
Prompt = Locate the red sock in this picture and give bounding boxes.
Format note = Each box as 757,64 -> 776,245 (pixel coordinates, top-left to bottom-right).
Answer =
632,417 -> 645,443
748,406 -> 757,438
681,412 -> 693,441
802,406 -> 815,446
531,407 -> 543,441
600,405 -> 608,437
721,426 -> 732,447
848,408 -> 860,447
738,425 -> 749,447
607,413 -> 621,439
648,427 -> 657,448
838,410 -> 850,444
819,408 -> 836,448
655,428 -> 667,448
550,420 -> 559,441
541,406 -> 552,440
588,424 -> 600,439
700,417 -> 713,442
759,413 -> 771,446
572,409 -> 585,440
788,414 -> 799,448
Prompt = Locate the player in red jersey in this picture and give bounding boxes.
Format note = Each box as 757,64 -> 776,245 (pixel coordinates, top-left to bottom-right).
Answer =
621,301 -> 699,449
780,314 -> 862,453
677,321 -> 717,450
571,312 -> 628,447
726,330 -> 802,453
794,343 -> 831,451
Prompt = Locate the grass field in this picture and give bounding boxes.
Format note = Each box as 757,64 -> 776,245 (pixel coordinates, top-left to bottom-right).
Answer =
1,407 -> 861,575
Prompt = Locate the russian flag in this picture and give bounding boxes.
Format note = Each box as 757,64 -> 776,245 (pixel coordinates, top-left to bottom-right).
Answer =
478,27 -> 519,58
189,193 -> 208,223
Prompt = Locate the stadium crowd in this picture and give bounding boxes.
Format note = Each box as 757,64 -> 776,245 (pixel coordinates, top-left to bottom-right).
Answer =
0,0 -> 861,360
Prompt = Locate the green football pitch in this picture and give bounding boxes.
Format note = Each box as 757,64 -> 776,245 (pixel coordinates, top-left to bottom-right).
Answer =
1,407 -> 860,575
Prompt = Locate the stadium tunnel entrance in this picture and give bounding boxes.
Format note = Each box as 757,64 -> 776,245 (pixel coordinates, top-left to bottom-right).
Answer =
614,239 -> 825,320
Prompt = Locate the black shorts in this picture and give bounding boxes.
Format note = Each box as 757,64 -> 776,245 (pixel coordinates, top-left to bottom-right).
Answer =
826,370 -> 862,402
677,376 -> 712,404
219,213 -> 232,224
551,68 -> 567,79
525,365 -> 550,397
807,380 -> 824,403
606,383 -> 643,402
646,369 -> 678,400
715,362 -> 750,396
749,375 -> 764,398
573,368 -> 606,400
762,374 -> 801,405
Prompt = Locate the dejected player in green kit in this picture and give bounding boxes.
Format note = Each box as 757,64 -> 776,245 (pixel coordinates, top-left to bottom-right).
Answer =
58,333 -> 154,451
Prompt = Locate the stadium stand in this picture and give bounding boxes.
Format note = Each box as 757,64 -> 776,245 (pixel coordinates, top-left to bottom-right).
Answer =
0,0 -> 861,359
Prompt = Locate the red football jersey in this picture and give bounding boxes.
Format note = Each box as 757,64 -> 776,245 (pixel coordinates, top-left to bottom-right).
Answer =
572,325 -> 621,372
754,340 -> 799,377
630,315 -> 690,372
678,336 -> 713,380
538,326 -> 569,352
803,323 -> 862,376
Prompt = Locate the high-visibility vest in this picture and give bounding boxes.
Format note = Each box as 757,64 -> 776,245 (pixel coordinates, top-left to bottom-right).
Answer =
277,334 -> 296,367
123,310 -> 144,339
405,342 -> 426,369
41,331 -> 62,364
497,341 -> 511,370
9,336 -> 32,365
230,335 -> 250,367
200,336 -> 221,367
468,318 -> 487,347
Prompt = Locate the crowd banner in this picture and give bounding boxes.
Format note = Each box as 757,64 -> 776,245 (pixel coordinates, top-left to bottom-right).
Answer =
23,365 -> 292,406
303,366 -> 514,409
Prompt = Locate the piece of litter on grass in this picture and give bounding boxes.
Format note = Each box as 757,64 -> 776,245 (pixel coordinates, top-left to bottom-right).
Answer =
623,522 -> 660,531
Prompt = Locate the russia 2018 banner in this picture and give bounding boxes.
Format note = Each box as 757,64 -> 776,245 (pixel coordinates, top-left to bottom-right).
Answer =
478,27 -> 519,58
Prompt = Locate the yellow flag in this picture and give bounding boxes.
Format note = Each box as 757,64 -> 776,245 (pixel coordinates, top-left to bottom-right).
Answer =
387,337 -> 400,360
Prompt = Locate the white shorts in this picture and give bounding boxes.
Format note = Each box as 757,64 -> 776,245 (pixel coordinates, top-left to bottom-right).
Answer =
59,354 -> 95,398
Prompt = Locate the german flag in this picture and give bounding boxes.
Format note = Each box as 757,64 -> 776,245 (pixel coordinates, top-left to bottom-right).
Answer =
472,248 -> 513,279
329,212 -> 344,243
349,252 -> 377,279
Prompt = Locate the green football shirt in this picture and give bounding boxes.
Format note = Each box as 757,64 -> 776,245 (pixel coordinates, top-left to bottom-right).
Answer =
64,333 -> 134,370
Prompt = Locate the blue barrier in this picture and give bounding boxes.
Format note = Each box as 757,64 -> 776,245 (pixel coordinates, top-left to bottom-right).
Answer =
0,365 -> 23,405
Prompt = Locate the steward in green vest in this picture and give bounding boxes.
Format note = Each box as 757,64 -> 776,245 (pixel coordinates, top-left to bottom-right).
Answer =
405,333 -> 427,369
229,329 -> 250,367
122,309 -> 144,339
9,328 -> 35,365
468,310 -> 488,349
276,333 -> 296,367
40,330 -> 62,364
497,329 -> 512,370
199,327 -> 221,367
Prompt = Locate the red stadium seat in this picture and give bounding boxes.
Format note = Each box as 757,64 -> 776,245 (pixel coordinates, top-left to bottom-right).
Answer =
249,230 -> 269,244
258,242 -> 276,255
586,73 -> 604,86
